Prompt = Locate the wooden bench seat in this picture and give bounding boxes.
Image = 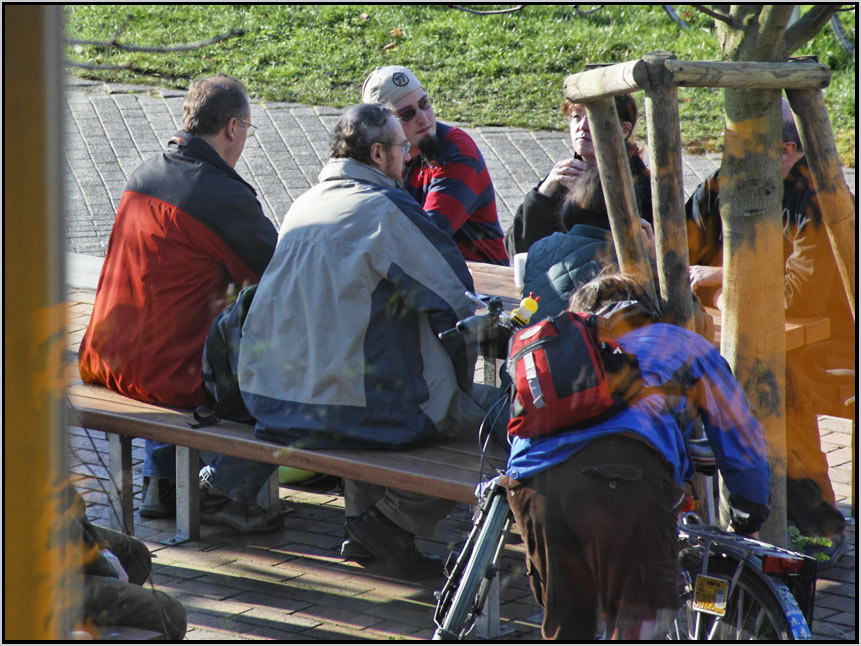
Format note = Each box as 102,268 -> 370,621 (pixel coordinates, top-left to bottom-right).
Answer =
67,382 -> 508,540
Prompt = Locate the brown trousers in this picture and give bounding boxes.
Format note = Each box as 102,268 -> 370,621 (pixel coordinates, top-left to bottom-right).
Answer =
503,434 -> 683,640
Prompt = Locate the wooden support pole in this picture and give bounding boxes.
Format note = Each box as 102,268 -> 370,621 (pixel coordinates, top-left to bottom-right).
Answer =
564,60 -> 830,103
642,52 -> 694,328
584,98 -> 657,303
563,59 -> 649,103
785,88 -> 856,321
4,5 -> 77,639
719,90 -> 787,546
665,60 -> 830,89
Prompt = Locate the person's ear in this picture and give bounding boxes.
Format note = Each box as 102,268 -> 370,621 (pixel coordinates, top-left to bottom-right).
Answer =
224,117 -> 238,142
370,141 -> 384,164
621,121 -> 633,140
782,141 -> 797,158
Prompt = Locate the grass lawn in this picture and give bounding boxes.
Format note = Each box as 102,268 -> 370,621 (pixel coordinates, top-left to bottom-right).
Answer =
65,4 -> 855,165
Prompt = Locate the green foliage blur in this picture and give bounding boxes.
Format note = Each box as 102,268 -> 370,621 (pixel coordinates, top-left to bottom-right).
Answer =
65,4 -> 855,164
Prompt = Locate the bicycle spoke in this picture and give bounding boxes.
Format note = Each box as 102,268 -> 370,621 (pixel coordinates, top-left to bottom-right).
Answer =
734,586 -> 745,638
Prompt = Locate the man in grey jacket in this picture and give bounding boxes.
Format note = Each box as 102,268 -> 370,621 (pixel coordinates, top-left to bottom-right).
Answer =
238,103 -> 502,579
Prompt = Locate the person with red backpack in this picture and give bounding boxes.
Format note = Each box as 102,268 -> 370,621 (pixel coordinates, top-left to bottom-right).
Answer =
500,273 -> 770,640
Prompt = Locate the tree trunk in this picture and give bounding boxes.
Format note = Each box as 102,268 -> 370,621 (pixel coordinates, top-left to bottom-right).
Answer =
716,7 -> 789,546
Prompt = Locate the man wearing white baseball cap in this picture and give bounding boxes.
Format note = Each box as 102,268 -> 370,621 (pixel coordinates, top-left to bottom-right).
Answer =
362,65 -> 508,265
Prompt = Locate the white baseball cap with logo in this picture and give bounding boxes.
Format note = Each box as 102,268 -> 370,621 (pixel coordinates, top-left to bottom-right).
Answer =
362,65 -> 423,107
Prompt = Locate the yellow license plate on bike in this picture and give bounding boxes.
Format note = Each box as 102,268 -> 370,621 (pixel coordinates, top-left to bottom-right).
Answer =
692,574 -> 728,616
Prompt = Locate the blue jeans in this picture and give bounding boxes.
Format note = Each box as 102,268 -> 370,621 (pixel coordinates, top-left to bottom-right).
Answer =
143,440 -> 275,506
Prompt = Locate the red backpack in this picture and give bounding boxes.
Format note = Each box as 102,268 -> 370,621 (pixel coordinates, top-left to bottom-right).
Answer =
506,302 -> 658,439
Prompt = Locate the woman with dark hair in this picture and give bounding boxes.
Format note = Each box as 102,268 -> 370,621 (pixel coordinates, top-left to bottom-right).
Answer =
505,94 -> 652,256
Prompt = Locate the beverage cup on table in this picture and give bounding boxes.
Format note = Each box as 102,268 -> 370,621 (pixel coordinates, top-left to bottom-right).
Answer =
513,252 -> 528,288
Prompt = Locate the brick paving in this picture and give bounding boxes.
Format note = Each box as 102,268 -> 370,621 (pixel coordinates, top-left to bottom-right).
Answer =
63,77 -> 855,640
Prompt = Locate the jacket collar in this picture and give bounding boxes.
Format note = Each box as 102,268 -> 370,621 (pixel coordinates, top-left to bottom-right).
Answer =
318,157 -> 402,189
168,130 -> 258,195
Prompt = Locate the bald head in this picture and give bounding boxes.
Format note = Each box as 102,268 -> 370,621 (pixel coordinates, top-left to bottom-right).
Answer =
781,98 -> 803,151
780,98 -> 804,178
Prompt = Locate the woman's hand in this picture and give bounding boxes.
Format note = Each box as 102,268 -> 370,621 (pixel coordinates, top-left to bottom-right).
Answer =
537,157 -> 589,197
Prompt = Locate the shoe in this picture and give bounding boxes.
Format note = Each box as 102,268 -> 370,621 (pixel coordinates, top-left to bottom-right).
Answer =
340,536 -> 374,560
199,483 -> 284,535
345,507 -> 443,579
788,526 -> 849,570
140,477 -> 176,518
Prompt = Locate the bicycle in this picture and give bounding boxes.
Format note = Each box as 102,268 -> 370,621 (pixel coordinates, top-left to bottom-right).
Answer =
431,303 -> 818,641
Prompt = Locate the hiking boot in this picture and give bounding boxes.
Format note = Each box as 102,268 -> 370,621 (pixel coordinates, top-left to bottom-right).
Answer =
199,483 -> 284,535
340,535 -> 374,561
788,526 -> 849,570
345,506 -> 443,579
140,477 -> 176,519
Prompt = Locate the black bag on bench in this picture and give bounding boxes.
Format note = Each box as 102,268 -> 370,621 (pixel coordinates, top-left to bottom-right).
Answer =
191,284 -> 257,428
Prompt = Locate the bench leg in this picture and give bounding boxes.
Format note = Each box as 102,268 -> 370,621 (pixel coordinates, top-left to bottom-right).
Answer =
257,469 -> 280,512
164,446 -> 200,545
473,574 -> 500,639
108,434 -> 133,535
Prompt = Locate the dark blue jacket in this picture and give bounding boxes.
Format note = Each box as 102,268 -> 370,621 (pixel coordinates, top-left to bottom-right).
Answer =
521,224 -> 616,321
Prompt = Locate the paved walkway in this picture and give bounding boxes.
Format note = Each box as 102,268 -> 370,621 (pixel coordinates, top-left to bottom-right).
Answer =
63,77 -> 855,640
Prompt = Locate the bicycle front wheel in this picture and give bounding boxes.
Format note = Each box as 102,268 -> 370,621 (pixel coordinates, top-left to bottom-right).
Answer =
676,557 -> 810,640
433,492 -> 510,640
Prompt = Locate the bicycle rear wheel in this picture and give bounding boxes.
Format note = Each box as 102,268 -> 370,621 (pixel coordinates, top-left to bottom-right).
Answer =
674,556 -> 809,640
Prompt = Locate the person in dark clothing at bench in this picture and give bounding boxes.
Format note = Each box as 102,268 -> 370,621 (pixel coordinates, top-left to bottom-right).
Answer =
685,98 -> 853,567
60,485 -> 187,640
77,74 -> 281,534
238,103 -> 505,580
505,93 -> 652,257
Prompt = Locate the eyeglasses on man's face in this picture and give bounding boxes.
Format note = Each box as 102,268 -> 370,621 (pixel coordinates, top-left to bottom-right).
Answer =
396,96 -> 433,123
377,140 -> 412,155
237,117 -> 257,134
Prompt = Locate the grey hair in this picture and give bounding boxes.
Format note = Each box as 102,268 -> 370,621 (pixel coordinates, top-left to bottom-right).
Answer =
330,103 -> 394,165
182,74 -> 249,136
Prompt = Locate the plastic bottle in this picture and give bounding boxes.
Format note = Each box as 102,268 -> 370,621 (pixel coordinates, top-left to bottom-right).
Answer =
510,292 -> 540,327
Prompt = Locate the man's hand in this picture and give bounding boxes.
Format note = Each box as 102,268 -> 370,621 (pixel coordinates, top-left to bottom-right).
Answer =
537,157 -> 589,197
689,265 -> 723,291
102,549 -> 129,582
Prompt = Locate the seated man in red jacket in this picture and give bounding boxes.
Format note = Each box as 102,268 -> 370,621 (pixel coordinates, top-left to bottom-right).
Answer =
78,74 -> 280,534
362,65 -> 508,266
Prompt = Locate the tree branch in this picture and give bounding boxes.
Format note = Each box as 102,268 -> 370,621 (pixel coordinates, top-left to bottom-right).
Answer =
65,59 -> 191,81
573,5 -> 604,16
65,60 -> 135,71
758,4 -> 796,59
692,4 -> 734,26
448,5 -> 525,15
66,28 -> 244,53
782,4 -> 840,56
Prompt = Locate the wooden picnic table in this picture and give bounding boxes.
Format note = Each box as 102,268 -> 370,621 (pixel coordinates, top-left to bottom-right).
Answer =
466,261 -> 830,352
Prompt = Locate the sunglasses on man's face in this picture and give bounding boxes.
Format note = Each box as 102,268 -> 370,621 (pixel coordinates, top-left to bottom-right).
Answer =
396,96 -> 433,123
